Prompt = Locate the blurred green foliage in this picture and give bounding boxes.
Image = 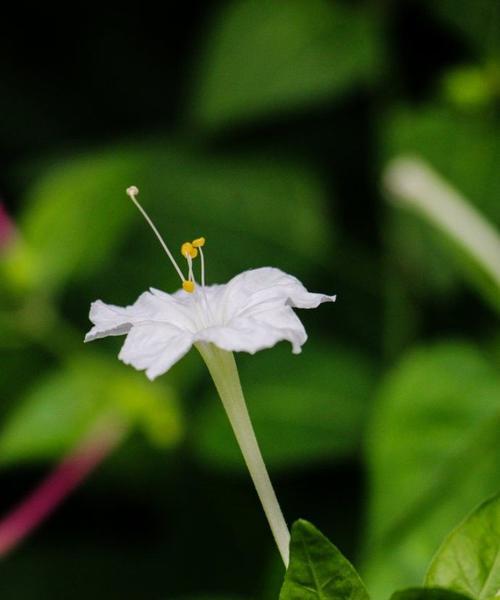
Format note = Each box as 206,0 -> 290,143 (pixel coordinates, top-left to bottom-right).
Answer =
1,1 -> 499,598
363,343 -> 500,597
193,0 -> 381,128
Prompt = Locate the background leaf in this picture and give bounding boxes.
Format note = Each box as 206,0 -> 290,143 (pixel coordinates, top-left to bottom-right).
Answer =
362,342 -> 500,598
0,355 -> 182,465
280,519 -> 369,600
1,150 -> 147,294
425,493 -> 500,600
192,0 -> 381,129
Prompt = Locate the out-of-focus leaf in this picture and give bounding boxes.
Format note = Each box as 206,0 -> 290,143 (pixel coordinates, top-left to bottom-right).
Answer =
5,142 -> 332,296
0,355 -> 182,465
441,65 -> 496,111
193,341 -> 374,471
280,519 -> 369,600
425,493 -> 500,600
2,151 -> 147,294
193,0 -> 381,129
362,342 -> 500,599
391,589 -> 472,600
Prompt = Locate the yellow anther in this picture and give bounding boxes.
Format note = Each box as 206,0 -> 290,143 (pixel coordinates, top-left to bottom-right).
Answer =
182,280 -> 195,293
192,237 -> 206,248
181,242 -> 198,259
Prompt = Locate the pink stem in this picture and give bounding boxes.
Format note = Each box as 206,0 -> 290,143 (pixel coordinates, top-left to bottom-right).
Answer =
0,202 -> 15,250
0,423 -> 125,557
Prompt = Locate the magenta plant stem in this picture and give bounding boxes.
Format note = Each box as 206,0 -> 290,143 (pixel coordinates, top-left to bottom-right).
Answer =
0,202 -> 15,249
0,423 -> 124,557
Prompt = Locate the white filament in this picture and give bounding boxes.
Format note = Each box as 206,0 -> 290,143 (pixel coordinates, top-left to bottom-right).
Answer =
126,186 -> 186,283
199,246 -> 206,287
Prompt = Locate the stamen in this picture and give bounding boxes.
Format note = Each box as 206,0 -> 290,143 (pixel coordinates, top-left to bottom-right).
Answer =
190,237 -> 206,287
199,246 -> 206,288
186,253 -> 195,284
192,237 -> 205,248
182,280 -> 195,293
126,186 -> 185,283
181,241 -> 198,259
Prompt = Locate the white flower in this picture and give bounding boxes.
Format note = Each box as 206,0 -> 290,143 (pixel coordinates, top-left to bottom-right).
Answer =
85,266 -> 336,380
84,186 -> 336,567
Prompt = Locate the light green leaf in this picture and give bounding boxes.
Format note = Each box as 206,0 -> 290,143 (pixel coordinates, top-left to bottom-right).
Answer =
441,65 -> 495,111
391,589 -> 472,600
193,0 -> 381,129
280,520 -> 369,600
193,341 -> 374,471
425,493 -> 500,600
0,355 -> 182,465
2,150 -> 147,294
362,342 -> 500,599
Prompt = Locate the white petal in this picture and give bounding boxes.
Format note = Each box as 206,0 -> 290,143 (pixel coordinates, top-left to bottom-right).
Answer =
84,300 -> 134,342
219,267 -> 336,321
195,305 -> 307,354
118,323 -> 193,380
85,290 -> 197,342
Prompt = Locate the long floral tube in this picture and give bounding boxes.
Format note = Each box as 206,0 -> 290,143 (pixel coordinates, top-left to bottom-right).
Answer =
384,156 -> 500,290
197,342 -> 291,567
0,421 -> 125,557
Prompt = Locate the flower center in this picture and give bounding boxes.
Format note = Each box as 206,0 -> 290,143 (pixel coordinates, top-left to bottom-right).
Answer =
126,186 -> 205,293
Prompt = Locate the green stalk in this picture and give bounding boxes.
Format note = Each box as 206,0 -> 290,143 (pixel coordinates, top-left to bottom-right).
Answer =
196,342 -> 290,567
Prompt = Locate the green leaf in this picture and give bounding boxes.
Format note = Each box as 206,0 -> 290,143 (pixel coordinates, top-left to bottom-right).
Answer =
193,0 -> 381,129
0,355 -> 182,465
193,341 -> 374,471
391,589 -> 472,600
2,150 -> 148,294
425,493 -> 500,600
362,342 -> 500,599
280,520 -> 369,600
